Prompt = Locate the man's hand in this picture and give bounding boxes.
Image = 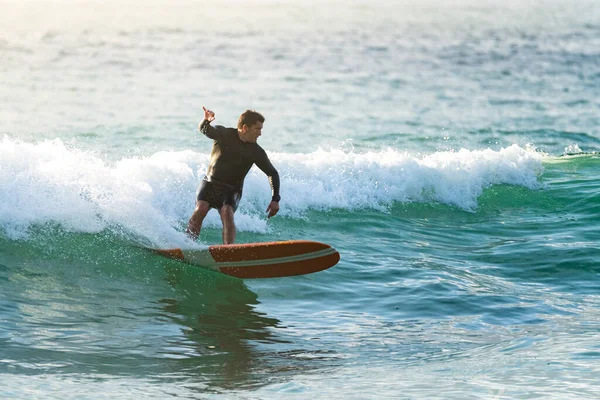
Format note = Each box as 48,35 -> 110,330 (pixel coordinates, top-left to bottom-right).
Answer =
266,201 -> 279,219
202,106 -> 215,122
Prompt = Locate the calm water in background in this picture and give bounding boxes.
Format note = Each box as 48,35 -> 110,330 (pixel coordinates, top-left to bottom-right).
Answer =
1,0 -> 599,398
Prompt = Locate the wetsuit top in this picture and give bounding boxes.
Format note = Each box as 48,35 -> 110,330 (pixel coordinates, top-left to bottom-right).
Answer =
199,119 -> 281,202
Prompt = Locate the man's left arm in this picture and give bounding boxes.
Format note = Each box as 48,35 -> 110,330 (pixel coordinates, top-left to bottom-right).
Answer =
255,150 -> 280,218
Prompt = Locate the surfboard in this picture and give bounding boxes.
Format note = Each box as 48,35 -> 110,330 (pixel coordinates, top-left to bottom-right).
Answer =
152,240 -> 340,279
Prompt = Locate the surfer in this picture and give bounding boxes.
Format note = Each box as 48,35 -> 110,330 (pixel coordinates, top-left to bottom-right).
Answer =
186,106 -> 281,244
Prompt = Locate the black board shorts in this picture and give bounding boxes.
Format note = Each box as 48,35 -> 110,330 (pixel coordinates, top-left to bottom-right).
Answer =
196,178 -> 242,211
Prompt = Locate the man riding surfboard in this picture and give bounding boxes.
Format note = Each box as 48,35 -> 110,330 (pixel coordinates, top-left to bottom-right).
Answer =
186,107 -> 281,244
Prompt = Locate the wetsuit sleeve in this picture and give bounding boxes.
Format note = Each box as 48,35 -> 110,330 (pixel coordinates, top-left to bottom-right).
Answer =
255,149 -> 281,202
198,119 -> 226,140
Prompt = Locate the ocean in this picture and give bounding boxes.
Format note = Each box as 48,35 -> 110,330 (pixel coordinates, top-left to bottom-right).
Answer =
1,0 -> 599,398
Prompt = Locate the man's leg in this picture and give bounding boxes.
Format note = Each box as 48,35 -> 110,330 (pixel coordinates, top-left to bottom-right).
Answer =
186,200 -> 210,240
219,205 -> 236,244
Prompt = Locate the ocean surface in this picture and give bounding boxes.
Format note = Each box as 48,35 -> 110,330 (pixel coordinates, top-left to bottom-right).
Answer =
1,0 -> 599,398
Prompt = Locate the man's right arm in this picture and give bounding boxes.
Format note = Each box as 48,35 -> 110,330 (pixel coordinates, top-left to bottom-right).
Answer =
198,106 -> 221,139
198,119 -> 224,140
198,119 -> 214,138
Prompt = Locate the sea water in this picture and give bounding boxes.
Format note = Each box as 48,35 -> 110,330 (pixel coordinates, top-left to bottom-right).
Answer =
1,0 -> 599,398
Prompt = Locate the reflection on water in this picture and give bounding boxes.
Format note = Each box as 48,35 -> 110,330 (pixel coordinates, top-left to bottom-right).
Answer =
158,263 -> 342,392
161,263 -> 286,390
0,233 -> 341,393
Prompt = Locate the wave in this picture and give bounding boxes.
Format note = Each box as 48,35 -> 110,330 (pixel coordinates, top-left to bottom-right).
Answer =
0,136 -> 545,245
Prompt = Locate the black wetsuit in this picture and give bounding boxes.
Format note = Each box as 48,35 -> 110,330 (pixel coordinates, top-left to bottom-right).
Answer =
196,119 -> 280,210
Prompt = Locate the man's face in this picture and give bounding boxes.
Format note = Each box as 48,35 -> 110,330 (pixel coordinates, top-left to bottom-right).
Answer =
243,121 -> 263,143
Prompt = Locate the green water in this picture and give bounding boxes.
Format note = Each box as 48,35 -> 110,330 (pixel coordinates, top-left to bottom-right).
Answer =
2,0 -> 600,397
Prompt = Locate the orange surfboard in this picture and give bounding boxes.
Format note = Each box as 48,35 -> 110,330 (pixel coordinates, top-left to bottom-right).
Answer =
153,240 -> 340,279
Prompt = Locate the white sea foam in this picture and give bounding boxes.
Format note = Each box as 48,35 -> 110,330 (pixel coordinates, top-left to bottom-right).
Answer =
564,144 -> 583,155
265,144 -> 544,213
0,136 -> 544,244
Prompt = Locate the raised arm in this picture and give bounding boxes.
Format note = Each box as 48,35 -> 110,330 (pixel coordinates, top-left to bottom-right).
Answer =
197,106 -> 221,139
